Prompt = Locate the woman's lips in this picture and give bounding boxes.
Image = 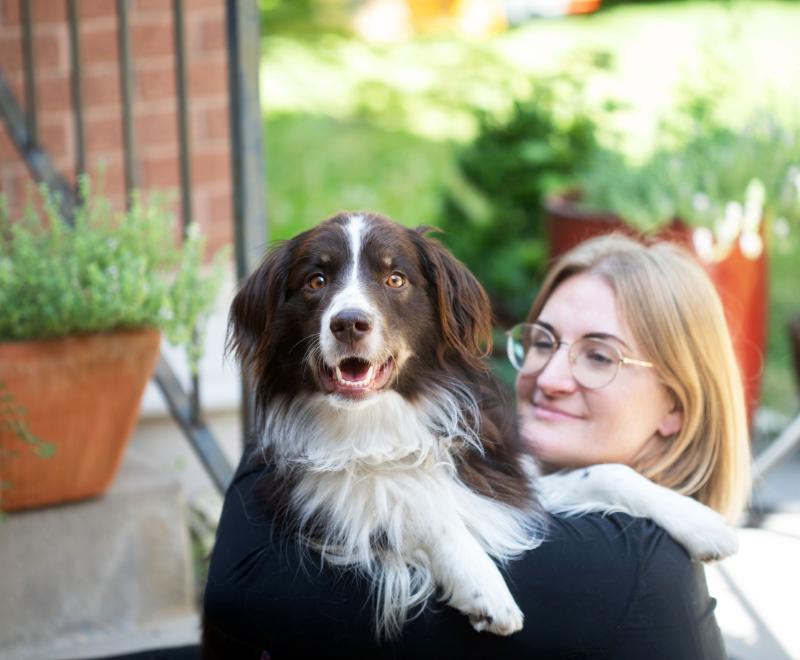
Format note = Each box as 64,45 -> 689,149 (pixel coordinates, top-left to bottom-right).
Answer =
532,403 -> 582,421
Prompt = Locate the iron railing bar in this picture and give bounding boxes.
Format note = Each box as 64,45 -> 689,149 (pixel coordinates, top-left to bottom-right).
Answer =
172,0 -> 192,235
0,11 -> 234,496
226,0 -> 268,445
0,71 -> 74,221
172,0 -> 201,426
67,0 -> 86,186
153,355 -> 234,493
116,0 -> 137,201
20,0 -> 37,147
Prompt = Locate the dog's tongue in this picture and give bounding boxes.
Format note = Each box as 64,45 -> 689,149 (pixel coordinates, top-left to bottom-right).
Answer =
340,358 -> 371,381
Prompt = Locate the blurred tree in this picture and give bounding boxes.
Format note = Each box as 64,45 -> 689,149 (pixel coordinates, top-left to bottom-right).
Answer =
438,75 -> 602,326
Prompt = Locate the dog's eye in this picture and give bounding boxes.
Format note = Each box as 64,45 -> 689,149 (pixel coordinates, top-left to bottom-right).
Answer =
307,273 -> 327,290
385,272 -> 406,289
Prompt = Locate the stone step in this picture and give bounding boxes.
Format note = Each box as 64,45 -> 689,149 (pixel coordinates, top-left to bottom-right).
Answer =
0,453 -> 199,660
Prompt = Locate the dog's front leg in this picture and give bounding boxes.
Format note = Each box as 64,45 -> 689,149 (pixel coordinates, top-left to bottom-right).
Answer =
420,519 -> 523,636
538,464 -> 739,561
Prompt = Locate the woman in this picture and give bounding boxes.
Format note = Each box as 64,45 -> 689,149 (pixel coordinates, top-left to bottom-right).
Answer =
203,234 -> 749,659
513,234 -> 750,522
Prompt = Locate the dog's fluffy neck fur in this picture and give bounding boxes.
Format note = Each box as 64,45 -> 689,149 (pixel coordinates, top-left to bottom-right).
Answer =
256,385 -> 543,637
261,381 -> 481,470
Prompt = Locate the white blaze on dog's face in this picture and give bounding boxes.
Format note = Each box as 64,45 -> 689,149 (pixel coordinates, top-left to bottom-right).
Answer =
318,215 -> 403,406
228,211 -> 495,416
296,214 -> 444,409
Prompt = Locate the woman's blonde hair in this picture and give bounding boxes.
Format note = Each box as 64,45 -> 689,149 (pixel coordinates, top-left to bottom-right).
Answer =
527,234 -> 751,521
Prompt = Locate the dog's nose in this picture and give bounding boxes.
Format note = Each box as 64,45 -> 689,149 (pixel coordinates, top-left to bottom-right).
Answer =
330,309 -> 373,343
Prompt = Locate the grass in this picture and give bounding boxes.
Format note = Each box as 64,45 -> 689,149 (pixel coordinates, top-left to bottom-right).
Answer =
265,114 -> 456,238
261,1 -> 800,417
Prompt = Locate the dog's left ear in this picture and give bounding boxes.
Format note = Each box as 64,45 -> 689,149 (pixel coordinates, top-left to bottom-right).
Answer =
227,238 -> 294,378
412,227 -> 493,372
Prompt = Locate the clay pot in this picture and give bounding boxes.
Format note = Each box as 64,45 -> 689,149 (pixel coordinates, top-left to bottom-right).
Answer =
0,328 -> 161,512
545,194 -> 768,421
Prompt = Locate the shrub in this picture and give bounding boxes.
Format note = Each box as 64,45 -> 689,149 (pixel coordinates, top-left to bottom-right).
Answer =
437,75 -> 602,325
0,178 -> 225,370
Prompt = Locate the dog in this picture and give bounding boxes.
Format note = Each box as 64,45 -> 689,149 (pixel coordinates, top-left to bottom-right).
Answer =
227,212 -> 737,638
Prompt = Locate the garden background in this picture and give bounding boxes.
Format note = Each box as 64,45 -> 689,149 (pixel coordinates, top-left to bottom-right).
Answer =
261,0 -> 800,431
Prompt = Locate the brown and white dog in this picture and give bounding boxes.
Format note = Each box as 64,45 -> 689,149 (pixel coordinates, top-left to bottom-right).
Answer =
227,212 -> 737,638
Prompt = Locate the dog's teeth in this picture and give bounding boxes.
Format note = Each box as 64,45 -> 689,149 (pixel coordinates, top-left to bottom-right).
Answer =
335,366 -> 343,382
366,365 -> 374,382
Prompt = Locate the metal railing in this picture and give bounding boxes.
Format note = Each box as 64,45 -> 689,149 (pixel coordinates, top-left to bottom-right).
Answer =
0,0 -> 268,493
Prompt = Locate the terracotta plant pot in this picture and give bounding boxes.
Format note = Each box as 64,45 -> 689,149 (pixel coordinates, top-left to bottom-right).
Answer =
0,328 -> 161,512
545,195 -> 768,421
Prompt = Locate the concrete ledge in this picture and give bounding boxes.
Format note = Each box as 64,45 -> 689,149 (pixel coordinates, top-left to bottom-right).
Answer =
0,457 -> 198,660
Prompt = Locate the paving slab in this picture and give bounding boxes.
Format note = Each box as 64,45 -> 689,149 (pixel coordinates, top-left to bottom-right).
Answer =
0,453 -> 198,660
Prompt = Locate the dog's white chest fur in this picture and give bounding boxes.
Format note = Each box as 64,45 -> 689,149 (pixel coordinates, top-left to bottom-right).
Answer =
261,389 -> 543,636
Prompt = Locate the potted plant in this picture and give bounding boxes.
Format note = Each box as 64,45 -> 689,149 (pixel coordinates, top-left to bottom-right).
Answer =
0,178 -> 224,512
546,97 -> 800,418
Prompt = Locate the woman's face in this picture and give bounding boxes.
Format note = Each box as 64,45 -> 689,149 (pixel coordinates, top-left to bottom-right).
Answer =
516,273 -> 682,471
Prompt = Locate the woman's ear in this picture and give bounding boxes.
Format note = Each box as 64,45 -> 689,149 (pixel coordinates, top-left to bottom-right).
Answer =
412,226 -> 493,372
657,404 -> 683,438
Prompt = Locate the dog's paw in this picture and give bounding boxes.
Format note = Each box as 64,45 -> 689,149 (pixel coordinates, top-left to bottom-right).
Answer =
466,597 -> 524,636
660,500 -> 739,562
451,585 -> 524,636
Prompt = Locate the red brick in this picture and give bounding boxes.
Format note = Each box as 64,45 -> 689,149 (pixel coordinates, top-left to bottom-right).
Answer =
182,0 -> 226,12
2,0 -> 68,25
134,0 -> 175,13
83,68 -> 121,107
39,117 -> 69,158
132,19 -> 175,59
33,0 -> 67,24
78,0 -> 118,20
192,145 -> 229,185
136,65 -> 176,102
188,56 -> 226,96
81,24 -> 119,65
37,75 -> 72,116
194,103 -> 228,141
135,108 -> 179,147
85,115 -> 123,153
142,151 -> 180,187
0,30 -> 63,73
197,14 -> 225,52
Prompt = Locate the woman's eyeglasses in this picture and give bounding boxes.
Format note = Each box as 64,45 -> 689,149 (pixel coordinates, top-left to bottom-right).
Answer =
506,323 -> 653,390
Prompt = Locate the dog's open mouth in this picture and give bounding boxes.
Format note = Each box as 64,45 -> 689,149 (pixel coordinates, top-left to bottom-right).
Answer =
321,357 -> 395,399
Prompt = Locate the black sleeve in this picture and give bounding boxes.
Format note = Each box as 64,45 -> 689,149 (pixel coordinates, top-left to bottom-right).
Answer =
203,459 -> 726,660
608,517 -> 726,659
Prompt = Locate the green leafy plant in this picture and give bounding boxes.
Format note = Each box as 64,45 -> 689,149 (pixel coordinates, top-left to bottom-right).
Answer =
577,93 -> 800,261
0,177 -> 226,370
438,64 -> 608,325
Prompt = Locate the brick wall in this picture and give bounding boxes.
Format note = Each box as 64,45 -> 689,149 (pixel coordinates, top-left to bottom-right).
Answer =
0,0 -> 233,257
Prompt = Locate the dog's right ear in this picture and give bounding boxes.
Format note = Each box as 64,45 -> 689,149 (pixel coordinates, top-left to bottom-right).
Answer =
226,239 -> 294,377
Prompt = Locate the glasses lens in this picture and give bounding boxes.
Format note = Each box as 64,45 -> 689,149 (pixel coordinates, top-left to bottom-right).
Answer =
571,338 -> 620,389
507,324 -> 555,372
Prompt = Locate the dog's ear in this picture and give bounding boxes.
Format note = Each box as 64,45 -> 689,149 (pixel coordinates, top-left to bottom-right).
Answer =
227,239 -> 294,377
412,226 -> 493,372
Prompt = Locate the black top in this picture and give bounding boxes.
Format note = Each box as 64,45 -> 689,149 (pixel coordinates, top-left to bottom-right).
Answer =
203,459 -> 726,660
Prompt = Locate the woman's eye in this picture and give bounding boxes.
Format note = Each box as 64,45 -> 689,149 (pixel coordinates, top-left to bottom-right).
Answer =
386,272 -> 406,288
307,273 -> 327,290
587,350 -> 614,365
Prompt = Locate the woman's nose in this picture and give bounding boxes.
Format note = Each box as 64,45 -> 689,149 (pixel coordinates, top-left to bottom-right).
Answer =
534,346 -> 578,396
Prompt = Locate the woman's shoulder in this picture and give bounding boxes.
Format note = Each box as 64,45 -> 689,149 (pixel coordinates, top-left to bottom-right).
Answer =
522,513 -> 724,659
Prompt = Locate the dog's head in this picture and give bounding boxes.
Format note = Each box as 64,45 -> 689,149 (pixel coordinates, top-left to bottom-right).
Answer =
228,212 -> 493,411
